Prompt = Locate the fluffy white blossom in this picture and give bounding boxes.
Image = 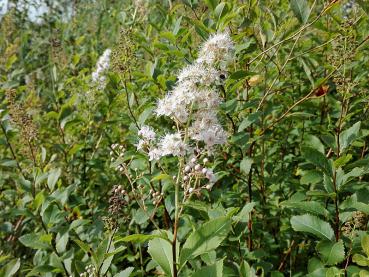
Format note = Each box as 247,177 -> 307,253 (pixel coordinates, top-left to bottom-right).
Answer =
138,125 -> 156,141
148,148 -> 162,161
159,132 -> 187,157
197,32 -> 234,66
154,32 -> 233,152
92,49 -> 111,89
177,64 -> 218,86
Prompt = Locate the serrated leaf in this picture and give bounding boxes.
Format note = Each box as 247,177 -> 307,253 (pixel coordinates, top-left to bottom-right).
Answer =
353,254 -> 369,267
191,259 -> 223,277
147,238 -> 174,277
338,167 -> 364,189
340,122 -> 361,152
281,201 -> 329,217
302,146 -> 332,177
113,267 -> 135,277
180,216 -> 231,267
316,240 -> 345,265
290,214 -> 334,241
238,112 -> 261,132
290,0 -> 310,24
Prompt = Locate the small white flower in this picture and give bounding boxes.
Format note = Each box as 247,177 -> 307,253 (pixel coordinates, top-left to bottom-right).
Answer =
197,32 -> 234,66
138,125 -> 156,141
92,49 -> 111,89
159,132 -> 187,157
148,148 -> 161,161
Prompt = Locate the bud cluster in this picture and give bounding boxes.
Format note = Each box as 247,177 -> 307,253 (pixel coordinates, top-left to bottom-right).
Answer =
79,264 -> 95,277
182,156 -> 216,196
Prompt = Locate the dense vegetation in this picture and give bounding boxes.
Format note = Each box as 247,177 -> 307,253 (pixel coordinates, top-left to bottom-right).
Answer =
2,0 -> 369,276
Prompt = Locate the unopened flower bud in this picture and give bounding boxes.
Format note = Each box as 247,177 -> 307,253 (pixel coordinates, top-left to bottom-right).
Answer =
248,75 -> 263,87
202,168 -> 207,174
203,158 -> 209,164
191,157 -> 197,163
206,184 -> 212,190
195,164 -> 201,171
188,188 -> 194,193
184,165 -> 191,172
183,175 -> 189,181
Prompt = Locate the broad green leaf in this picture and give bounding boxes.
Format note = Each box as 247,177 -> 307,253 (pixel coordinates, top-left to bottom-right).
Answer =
362,235 -> 369,257
334,154 -> 352,168
302,146 -> 332,177
192,260 -> 223,277
337,167 -> 365,189
180,216 -> 231,267
113,267 -> 135,277
290,0 -> 310,24
316,240 -> 345,265
115,233 -> 169,244
281,201 -> 329,217
353,254 -> 369,267
240,157 -> 253,175
233,202 -> 255,223
238,112 -> 261,132
47,168 -> 61,191
290,214 -> 334,241
300,170 -> 322,185
148,238 -> 174,277
19,233 -> 51,250
0,258 -> 20,277
239,261 -> 254,277
340,122 -> 361,152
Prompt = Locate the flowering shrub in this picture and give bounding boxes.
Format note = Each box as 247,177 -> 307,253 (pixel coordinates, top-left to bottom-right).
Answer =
2,0 -> 369,276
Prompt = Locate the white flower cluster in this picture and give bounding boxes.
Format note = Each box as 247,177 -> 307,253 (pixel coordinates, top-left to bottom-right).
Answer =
136,32 -> 233,161
92,48 -> 111,90
155,32 -> 233,150
137,125 -> 187,161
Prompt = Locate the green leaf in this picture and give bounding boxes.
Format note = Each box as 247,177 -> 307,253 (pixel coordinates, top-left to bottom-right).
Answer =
353,254 -> 369,267
239,261 -> 254,277
47,168 -> 61,191
290,0 -> 310,24
281,201 -> 329,217
337,167 -> 364,189
113,267 -> 135,277
204,0 -> 218,10
115,233 -> 169,244
19,233 -> 51,250
340,122 -> 361,152
290,214 -> 334,241
0,258 -> 20,277
191,260 -> 223,277
357,0 -> 369,14
302,146 -> 332,177
240,158 -> 253,175
362,235 -> 369,257
233,202 -> 255,223
148,238 -> 174,277
238,112 -> 261,132
180,216 -> 231,267
316,240 -> 345,265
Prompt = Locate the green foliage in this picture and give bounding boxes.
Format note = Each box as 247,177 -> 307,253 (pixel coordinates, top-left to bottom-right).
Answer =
1,0 -> 369,276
